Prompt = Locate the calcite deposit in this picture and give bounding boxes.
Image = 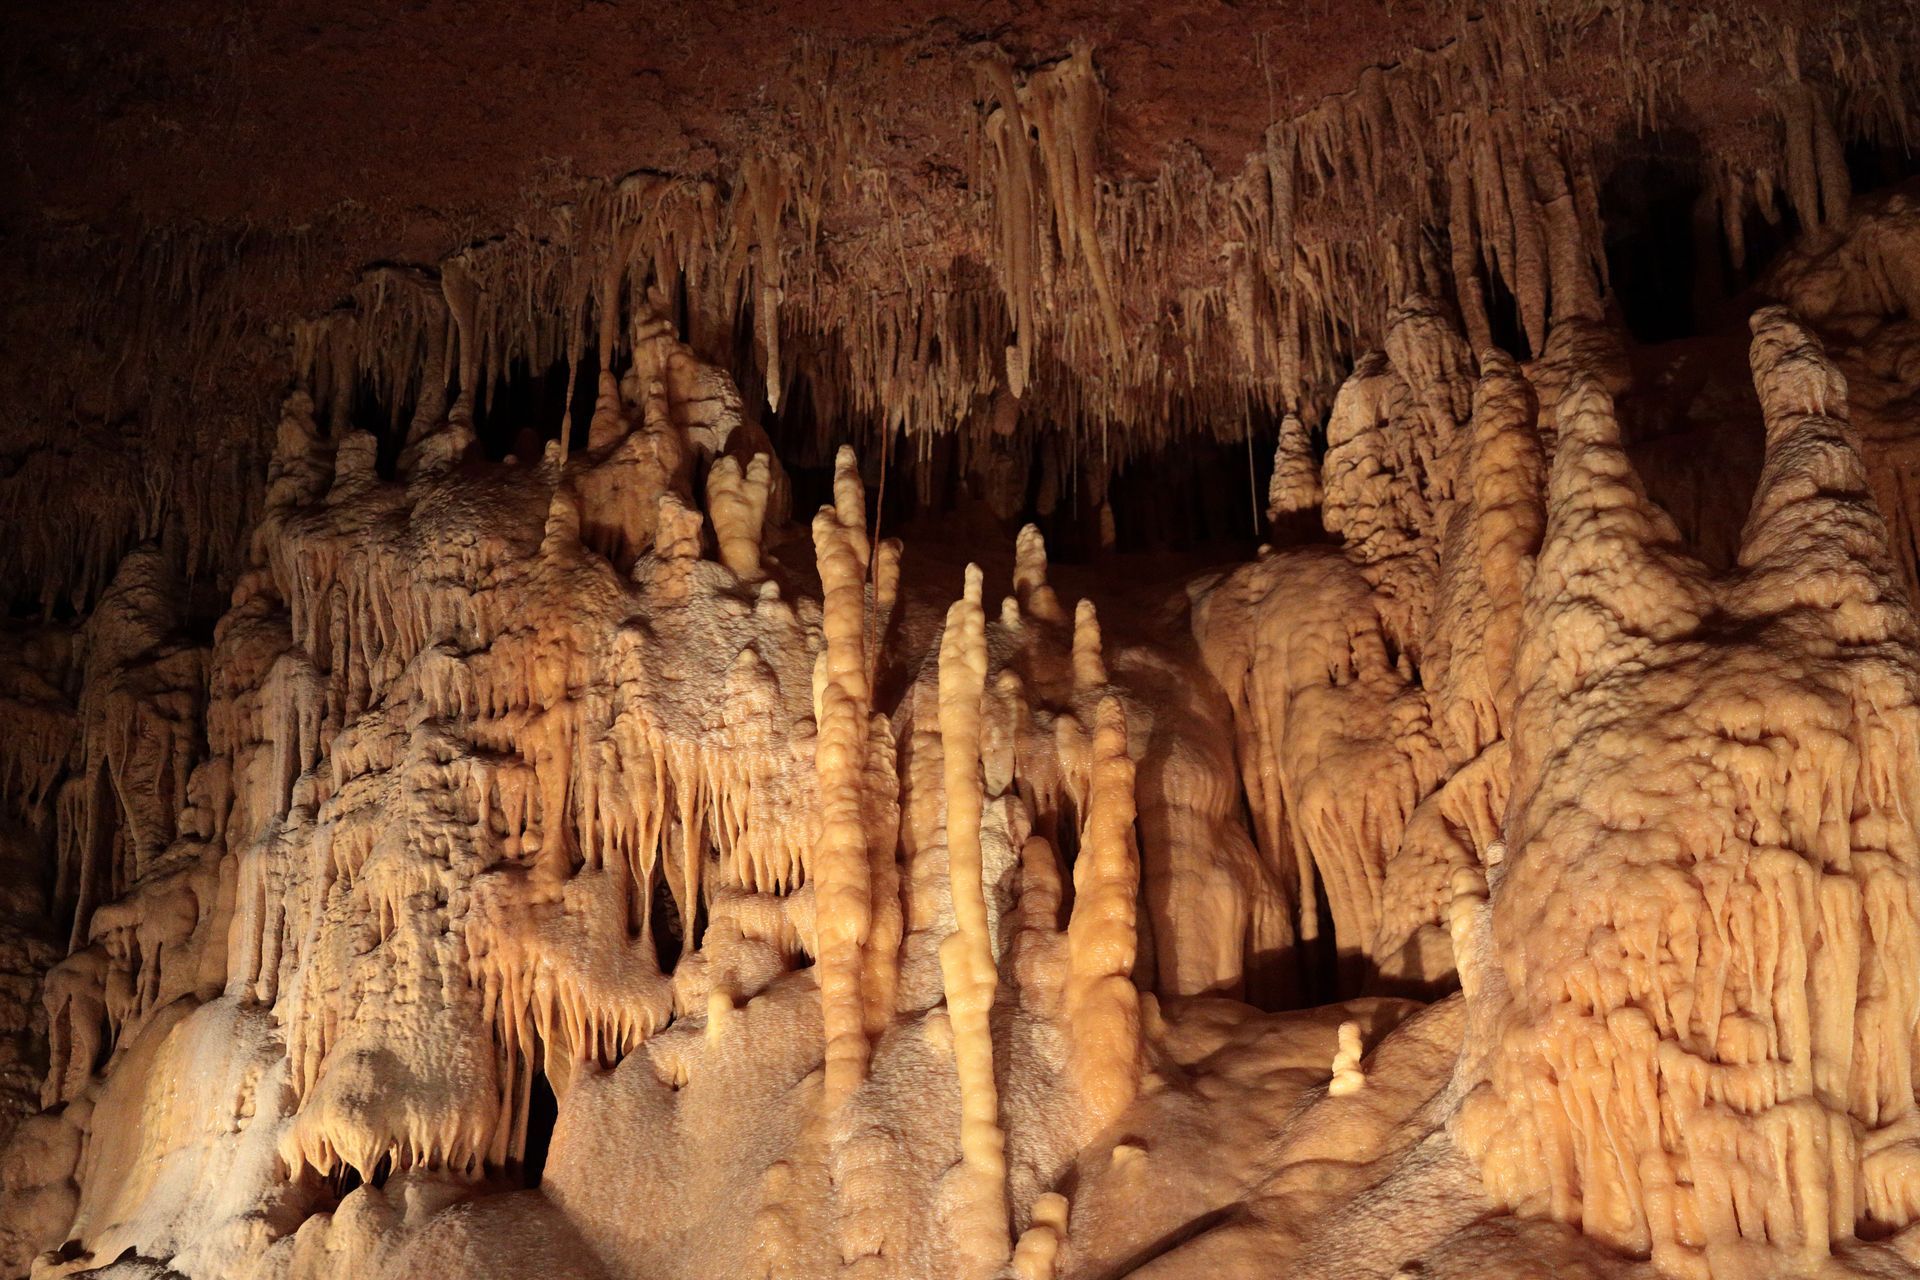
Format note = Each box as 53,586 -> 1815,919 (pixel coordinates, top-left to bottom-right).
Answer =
10,5 -> 1920,1279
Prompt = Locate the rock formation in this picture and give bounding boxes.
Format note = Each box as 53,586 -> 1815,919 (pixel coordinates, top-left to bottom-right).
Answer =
9,6 -> 1920,1279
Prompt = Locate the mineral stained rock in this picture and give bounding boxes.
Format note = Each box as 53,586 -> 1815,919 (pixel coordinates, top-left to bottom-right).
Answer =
10,9 -> 1920,1280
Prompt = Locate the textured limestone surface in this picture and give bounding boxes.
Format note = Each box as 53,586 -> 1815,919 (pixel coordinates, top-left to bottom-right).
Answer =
11,15 -> 1920,1280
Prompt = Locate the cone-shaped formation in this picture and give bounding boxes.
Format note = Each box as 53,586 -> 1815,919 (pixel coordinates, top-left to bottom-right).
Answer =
1457,310 -> 1920,1277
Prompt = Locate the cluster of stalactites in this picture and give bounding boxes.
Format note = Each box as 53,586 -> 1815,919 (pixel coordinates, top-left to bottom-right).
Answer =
0,627 -> 81,830
240,6 -> 1915,539
1198,294 -> 1504,992
1361,345 -> 1545,985
11,5 -> 1917,633
43,856 -> 224,1110
199,315 -> 848,1185
28,540 -> 241,1111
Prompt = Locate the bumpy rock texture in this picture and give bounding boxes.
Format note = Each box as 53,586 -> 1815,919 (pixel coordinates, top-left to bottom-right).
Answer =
11,8 -> 1920,1280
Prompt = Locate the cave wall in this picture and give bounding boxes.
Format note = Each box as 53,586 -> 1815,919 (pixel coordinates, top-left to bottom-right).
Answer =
9,6 -> 1920,1280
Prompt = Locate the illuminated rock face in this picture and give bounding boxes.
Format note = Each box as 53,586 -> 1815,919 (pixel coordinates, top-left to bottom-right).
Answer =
1455,307 -> 1920,1279
13,41 -> 1920,1280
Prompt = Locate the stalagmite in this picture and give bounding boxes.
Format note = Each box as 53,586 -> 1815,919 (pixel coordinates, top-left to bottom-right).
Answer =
13,13 -> 1920,1280
1266,413 -> 1322,529
1070,600 -> 1106,693
708,453 -> 773,582
1327,1021 -> 1364,1096
1458,308 -> 1920,1279
935,563 -> 1009,1276
1015,525 -> 1068,629
1010,1193 -> 1069,1280
812,446 -> 880,1107
1064,697 -> 1141,1126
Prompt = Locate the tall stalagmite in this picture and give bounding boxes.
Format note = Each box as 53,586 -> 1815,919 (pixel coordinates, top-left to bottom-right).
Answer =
11,7 -> 1920,1280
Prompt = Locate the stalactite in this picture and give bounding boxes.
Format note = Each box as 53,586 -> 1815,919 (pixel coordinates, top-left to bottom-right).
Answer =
1446,146 -> 1495,357
1021,48 -> 1127,366
15,13 -> 1920,1280
16,10 -> 1882,595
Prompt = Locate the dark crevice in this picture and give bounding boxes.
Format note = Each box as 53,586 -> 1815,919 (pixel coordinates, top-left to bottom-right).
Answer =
521,1070 -> 559,1188
650,872 -> 685,974
1601,126 -> 1706,345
